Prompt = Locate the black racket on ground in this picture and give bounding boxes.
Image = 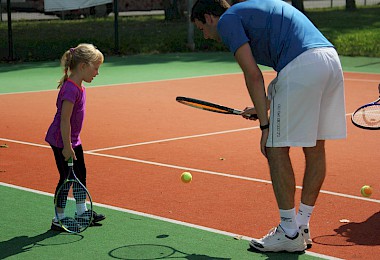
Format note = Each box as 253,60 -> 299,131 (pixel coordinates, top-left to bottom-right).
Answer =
176,96 -> 258,119
351,92 -> 380,130
54,157 -> 93,233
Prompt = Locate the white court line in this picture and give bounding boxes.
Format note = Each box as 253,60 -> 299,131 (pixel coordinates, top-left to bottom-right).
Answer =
0,182 -> 344,260
79,113 -> 354,153
87,126 -> 259,152
1,134 -> 379,204
0,72 -> 246,96
0,70 -> 378,96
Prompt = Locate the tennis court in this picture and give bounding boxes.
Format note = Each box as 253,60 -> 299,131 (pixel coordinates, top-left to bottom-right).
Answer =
0,53 -> 379,259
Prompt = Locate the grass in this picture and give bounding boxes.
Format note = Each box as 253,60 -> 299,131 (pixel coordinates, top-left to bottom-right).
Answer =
306,6 -> 380,57
0,5 -> 379,62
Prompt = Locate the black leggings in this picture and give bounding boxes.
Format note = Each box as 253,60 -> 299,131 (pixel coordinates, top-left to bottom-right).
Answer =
51,145 -> 87,198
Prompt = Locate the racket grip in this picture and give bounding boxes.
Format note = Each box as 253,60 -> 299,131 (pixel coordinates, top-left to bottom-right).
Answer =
68,157 -> 74,166
249,114 -> 258,120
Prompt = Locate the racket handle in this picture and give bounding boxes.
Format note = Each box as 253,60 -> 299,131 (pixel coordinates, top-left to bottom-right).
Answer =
68,157 -> 74,166
249,114 -> 258,120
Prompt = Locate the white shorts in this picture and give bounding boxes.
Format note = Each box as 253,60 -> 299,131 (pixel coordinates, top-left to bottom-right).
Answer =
266,47 -> 347,147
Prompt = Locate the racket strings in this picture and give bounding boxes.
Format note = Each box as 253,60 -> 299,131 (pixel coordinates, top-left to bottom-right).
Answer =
56,182 -> 72,208
56,181 -> 92,233
353,104 -> 380,128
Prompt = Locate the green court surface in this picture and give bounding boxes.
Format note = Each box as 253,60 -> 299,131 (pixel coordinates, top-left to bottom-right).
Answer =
1,52 -> 378,259
0,185 -> 329,260
0,52 -> 379,94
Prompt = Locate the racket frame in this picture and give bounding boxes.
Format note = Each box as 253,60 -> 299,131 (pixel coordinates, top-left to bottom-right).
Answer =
54,158 -> 93,233
176,96 -> 258,119
351,97 -> 380,130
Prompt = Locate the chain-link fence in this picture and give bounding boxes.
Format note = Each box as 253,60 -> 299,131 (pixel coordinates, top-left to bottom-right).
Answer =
1,0 -> 379,61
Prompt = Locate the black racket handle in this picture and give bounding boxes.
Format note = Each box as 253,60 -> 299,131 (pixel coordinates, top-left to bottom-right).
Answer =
249,114 -> 258,120
243,113 -> 258,120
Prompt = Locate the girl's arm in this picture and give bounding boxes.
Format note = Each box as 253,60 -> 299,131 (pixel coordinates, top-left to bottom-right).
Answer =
60,100 -> 77,161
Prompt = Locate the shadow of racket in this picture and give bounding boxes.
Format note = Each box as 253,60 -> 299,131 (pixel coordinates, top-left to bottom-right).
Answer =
0,230 -> 83,259
109,244 -> 231,260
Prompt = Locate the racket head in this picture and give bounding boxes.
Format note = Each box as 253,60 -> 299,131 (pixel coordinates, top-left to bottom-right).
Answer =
54,159 -> 93,233
351,98 -> 380,130
54,179 -> 93,233
176,96 -> 242,115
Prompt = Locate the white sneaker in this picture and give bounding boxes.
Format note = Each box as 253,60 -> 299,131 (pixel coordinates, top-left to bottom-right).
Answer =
249,225 -> 307,252
300,225 -> 312,249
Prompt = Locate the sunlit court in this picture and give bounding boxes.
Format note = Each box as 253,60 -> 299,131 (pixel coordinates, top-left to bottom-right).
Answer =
1,0 -> 380,257
1,62 -> 380,259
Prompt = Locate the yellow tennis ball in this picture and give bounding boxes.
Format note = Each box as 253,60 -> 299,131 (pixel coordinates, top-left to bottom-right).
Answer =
181,172 -> 192,183
360,185 -> 373,197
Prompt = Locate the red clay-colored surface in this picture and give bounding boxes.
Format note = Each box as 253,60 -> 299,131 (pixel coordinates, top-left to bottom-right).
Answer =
1,72 -> 379,259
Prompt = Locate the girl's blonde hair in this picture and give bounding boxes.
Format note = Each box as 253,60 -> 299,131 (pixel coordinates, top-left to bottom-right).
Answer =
57,43 -> 104,89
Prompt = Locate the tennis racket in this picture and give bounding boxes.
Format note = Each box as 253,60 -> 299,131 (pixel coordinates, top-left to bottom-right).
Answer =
54,157 -> 93,233
351,94 -> 380,130
176,96 -> 258,119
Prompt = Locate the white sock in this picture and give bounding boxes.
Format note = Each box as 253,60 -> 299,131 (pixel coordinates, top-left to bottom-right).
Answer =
76,203 -> 88,215
296,202 -> 314,227
279,208 -> 298,237
57,213 -> 65,220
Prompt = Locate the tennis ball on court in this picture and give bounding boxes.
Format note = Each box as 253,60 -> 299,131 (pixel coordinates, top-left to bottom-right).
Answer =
181,172 -> 192,183
360,185 -> 373,197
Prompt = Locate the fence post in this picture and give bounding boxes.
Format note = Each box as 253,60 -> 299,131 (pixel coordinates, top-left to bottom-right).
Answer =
187,0 -> 194,51
113,0 -> 119,54
7,0 -> 14,61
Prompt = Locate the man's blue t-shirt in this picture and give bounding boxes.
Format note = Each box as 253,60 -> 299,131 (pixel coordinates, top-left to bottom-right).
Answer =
217,0 -> 333,72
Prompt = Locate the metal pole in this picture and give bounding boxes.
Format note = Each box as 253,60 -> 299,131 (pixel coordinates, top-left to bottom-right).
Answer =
330,0 -> 333,8
7,0 -> 14,61
187,0 -> 194,51
113,0 -> 119,54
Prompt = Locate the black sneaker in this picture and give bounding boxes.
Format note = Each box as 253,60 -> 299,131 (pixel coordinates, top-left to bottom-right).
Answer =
51,217 -> 80,233
92,210 -> 106,223
51,219 -> 64,232
75,210 -> 105,225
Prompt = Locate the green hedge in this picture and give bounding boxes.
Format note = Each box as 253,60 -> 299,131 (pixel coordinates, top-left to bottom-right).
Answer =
0,5 -> 379,62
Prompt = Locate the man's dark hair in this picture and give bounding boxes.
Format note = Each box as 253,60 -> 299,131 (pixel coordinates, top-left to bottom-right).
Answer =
191,0 -> 230,23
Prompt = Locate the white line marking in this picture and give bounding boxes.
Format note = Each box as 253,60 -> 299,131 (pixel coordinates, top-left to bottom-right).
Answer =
0,182 -> 344,260
86,151 -> 380,204
1,70 -> 378,96
83,113 -> 353,153
87,126 -> 258,152
0,138 -> 50,148
0,72 -> 246,95
344,78 -> 380,83
1,136 -> 379,204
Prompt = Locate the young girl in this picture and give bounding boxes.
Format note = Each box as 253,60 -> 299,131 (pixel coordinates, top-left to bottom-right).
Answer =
46,43 -> 105,231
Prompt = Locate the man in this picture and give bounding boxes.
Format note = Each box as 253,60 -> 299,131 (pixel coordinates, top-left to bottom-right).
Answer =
191,0 -> 346,253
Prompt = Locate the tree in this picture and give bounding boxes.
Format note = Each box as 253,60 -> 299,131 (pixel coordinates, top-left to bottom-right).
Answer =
163,0 -> 184,20
346,0 -> 357,11
291,0 -> 305,13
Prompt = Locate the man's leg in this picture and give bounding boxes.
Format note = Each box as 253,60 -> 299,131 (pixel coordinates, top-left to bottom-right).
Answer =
266,147 -> 295,210
296,140 -> 326,248
249,146 -> 306,252
301,140 -> 326,206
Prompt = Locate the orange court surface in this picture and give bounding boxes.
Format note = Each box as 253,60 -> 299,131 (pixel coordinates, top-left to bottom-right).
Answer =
1,70 -> 379,259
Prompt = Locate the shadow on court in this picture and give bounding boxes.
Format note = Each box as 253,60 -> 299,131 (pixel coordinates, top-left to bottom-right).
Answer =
108,244 -> 231,260
0,229 -> 83,259
313,211 -> 380,247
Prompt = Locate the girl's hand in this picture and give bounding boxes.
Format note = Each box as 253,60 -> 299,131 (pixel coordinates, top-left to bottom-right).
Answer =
62,146 -> 76,161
